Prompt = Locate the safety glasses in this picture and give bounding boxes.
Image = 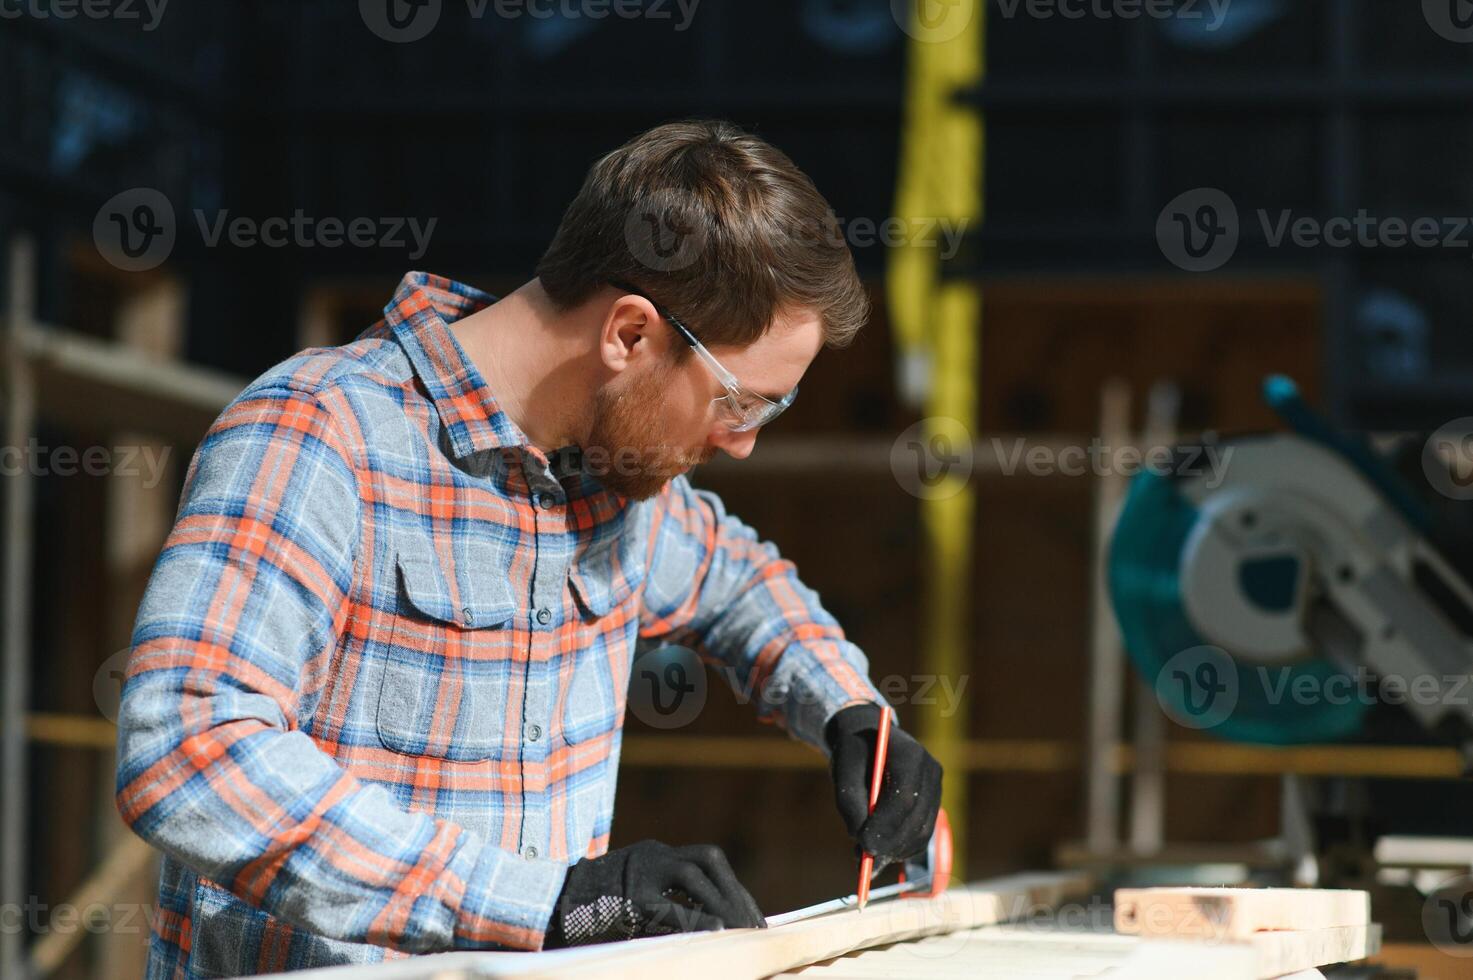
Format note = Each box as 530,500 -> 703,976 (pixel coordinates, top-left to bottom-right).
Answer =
607,280 -> 798,432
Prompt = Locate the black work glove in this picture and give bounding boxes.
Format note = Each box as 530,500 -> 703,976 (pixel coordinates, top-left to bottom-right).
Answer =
824,702 -> 943,875
543,840 -> 765,948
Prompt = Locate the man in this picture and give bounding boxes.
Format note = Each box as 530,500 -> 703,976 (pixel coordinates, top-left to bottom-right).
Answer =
116,119 -> 943,976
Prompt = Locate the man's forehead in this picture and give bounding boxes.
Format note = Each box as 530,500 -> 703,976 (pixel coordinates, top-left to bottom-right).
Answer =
710,307 -> 823,396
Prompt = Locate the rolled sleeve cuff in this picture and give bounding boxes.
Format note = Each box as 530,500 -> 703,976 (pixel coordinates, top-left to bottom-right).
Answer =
452,847 -> 569,951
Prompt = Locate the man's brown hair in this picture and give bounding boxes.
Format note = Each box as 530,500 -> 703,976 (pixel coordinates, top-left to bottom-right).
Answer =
536,119 -> 868,354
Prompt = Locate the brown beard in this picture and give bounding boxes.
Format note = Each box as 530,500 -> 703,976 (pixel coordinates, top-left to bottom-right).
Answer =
583,363 -> 715,500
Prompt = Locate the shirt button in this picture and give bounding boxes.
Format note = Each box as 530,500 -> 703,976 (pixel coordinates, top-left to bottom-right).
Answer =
526,723 -> 543,743
523,845 -> 539,859
462,607 -> 474,626
535,607 -> 552,625
536,492 -> 556,510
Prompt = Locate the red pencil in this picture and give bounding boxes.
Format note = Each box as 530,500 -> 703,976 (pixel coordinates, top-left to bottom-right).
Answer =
855,704 -> 893,911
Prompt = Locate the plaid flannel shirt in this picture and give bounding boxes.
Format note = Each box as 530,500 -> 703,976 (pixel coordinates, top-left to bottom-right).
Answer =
116,271 -> 883,977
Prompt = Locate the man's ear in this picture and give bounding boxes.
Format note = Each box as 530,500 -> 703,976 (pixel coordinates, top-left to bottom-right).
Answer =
599,293 -> 659,373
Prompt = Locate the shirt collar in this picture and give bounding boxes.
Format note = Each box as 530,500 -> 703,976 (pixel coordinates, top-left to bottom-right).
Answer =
383,271 -> 530,459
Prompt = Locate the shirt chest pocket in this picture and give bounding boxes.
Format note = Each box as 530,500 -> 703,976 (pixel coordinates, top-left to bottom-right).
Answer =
376,541 -> 520,762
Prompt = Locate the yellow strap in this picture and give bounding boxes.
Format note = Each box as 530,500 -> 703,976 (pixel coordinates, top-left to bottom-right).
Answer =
886,0 -> 986,877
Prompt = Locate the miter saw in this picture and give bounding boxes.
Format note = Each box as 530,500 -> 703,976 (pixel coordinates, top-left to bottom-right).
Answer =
1110,375 -> 1473,759
1107,376 -> 1473,928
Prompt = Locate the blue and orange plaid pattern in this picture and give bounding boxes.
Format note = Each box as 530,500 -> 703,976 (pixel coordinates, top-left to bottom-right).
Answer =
115,271 -> 883,976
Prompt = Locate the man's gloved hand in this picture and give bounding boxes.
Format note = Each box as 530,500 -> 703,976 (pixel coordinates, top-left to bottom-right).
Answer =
543,840 -> 765,948
824,702 -> 943,874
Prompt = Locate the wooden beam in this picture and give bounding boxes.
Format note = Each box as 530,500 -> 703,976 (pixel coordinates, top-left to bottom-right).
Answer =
252,874 -> 1092,980
1114,887 -> 1370,940
1085,379 -> 1131,854
1246,923 -> 1381,978
11,322 -> 243,443
1,236 -> 38,980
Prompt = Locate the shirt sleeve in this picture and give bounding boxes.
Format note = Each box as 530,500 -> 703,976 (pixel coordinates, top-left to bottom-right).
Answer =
114,384 -> 566,953
637,476 -> 884,749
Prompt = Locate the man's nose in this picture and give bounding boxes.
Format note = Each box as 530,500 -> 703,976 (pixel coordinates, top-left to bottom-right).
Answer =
711,426 -> 758,460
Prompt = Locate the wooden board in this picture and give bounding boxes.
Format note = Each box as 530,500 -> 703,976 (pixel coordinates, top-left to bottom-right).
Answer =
1248,923 -> 1381,979
1113,887 -> 1370,939
776,920 -> 1379,980
257,873 -> 1091,980
257,877 -> 1378,980
522,873 -> 1094,980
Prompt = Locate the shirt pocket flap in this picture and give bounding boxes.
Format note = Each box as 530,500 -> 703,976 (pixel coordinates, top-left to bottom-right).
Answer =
567,516 -> 645,620
395,540 -> 516,628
